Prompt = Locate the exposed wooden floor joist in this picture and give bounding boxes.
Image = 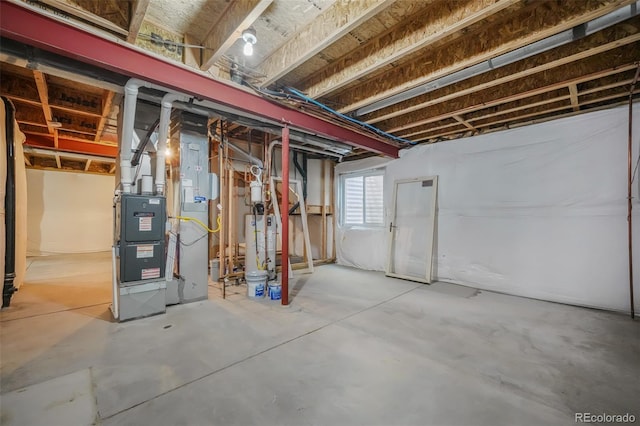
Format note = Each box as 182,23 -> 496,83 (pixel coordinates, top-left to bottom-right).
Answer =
380,33 -> 640,133
397,62 -> 638,139
331,0 -> 635,114
299,0 -> 520,99
258,0 -> 395,86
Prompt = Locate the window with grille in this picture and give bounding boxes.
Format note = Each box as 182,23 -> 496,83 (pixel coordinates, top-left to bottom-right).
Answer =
340,170 -> 384,226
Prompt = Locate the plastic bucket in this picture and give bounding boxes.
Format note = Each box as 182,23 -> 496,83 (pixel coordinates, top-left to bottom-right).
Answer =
246,270 -> 267,298
268,282 -> 281,300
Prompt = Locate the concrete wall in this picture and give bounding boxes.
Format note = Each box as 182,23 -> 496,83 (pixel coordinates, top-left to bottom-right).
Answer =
26,169 -> 115,255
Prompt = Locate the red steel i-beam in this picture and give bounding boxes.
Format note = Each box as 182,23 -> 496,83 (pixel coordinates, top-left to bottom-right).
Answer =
281,126 -> 290,306
24,134 -> 118,157
0,1 -> 399,158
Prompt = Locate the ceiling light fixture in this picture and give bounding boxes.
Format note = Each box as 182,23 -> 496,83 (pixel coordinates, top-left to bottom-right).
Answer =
242,28 -> 257,56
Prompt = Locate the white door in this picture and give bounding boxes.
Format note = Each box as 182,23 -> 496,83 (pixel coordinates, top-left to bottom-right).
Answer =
386,176 -> 438,283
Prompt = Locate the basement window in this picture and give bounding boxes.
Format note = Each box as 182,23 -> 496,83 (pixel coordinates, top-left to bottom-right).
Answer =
340,169 -> 384,227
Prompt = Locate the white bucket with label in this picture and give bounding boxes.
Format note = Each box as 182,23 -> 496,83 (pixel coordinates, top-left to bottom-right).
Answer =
268,282 -> 281,300
246,270 -> 267,298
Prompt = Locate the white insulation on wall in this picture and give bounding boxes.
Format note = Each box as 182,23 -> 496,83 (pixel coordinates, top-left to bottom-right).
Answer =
336,105 -> 640,312
26,169 -> 115,255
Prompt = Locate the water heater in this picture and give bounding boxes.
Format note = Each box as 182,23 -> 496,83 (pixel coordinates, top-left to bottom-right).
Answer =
245,214 -> 276,276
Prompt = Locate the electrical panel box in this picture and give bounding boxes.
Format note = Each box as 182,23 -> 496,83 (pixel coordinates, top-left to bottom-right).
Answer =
116,194 -> 166,284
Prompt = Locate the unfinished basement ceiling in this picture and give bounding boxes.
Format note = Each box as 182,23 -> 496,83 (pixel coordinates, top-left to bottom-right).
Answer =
0,57 -> 120,174
1,0 -> 639,163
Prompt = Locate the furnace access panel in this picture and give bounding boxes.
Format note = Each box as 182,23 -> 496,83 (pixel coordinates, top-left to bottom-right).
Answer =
117,194 -> 166,284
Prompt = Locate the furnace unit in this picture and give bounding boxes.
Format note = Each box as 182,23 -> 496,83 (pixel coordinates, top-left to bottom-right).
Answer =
115,194 -> 167,321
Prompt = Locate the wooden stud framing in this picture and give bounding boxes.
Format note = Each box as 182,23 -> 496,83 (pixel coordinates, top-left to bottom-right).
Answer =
258,0 -> 395,86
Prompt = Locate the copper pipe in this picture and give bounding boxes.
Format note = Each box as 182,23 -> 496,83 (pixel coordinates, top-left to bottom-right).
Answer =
628,64 -> 639,319
281,126 -> 290,305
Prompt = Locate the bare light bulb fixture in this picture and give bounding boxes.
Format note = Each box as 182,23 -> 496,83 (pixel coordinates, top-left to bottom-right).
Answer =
242,28 -> 257,56
243,42 -> 253,56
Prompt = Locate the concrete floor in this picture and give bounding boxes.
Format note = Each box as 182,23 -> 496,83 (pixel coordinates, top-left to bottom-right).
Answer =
1,253 -> 639,425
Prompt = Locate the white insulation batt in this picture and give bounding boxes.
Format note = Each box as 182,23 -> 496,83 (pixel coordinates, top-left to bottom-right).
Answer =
336,105 -> 640,312
26,169 -> 115,255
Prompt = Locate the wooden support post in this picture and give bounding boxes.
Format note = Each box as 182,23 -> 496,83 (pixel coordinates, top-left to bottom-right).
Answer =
281,126 -> 290,306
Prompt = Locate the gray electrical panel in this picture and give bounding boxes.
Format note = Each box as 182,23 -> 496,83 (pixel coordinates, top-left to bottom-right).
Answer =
116,194 -> 166,283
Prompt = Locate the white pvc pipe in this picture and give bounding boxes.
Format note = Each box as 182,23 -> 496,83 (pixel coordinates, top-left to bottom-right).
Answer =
119,78 -> 145,193
267,140 -> 342,174
227,141 -> 263,168
156,93 -> 189,195
120,78 -> 196,195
